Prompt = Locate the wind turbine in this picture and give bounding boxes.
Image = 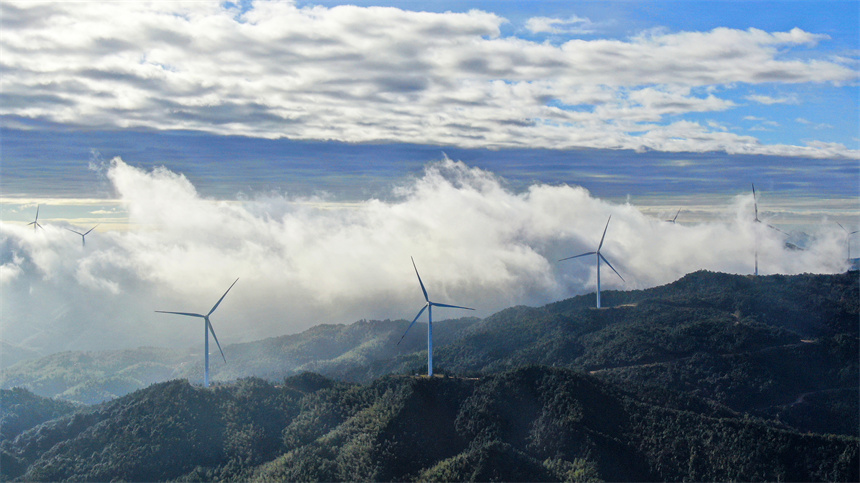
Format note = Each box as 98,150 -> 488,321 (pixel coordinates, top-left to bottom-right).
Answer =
397,257 -> 474,377
836,222 -> 859,260
27,205 -> 43,231
155,278 -> 238,387
751,183 -> 787,275
752,184 -> 785,235
66,224 -> 99,247
559,215 -> 625,308
666,208 -> 681,224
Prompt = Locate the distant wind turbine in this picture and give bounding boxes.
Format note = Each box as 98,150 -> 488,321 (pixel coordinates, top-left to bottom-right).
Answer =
155,278 -> 238,387
559,215 -> 625,308
666,208 -> 681,224
752,184 -> 785,235
397,257 -> 474,377
751,183 -> 787,276
27,205 -> 44,231
66,224 -> 99,247
836,222 -> 859,260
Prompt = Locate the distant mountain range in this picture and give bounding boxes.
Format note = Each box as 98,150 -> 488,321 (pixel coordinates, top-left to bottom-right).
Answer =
2,270 -> 857,481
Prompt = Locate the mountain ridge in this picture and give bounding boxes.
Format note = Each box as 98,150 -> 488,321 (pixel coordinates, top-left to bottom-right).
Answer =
3,270 -> 857,438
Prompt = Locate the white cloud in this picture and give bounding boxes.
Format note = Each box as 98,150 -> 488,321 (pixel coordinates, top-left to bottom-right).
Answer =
746,94 -> 799,105
0,1 -> 857,157
0,157 -> 849,356
796,118 -> 833,130
526,15 -> 597,35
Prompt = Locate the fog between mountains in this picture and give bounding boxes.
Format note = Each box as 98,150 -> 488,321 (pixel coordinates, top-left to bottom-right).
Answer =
0,158 -> 847,355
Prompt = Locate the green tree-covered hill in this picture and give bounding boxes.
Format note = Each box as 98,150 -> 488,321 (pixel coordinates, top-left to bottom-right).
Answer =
2,368 -> 856,482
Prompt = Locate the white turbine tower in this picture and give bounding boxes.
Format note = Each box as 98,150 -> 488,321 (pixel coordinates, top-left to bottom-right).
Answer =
397,257 -> 474,377
560,215 -> 624,309
27,205 -> 43,231
155,278 -> 238,387
836,222 -> 859,260
66,224 -> 99,247
666,208 -> 681,224
751,183 -> 786,276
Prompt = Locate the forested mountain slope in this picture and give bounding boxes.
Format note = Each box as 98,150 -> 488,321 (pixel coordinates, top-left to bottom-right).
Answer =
2,368 -> 856,482
0,388 -> 77,441
434,271 -> 859,435
3,271 -> 857,436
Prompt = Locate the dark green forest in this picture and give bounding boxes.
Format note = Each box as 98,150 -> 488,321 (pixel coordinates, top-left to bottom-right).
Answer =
2,270 -> 858,481
2,369 -> 857,482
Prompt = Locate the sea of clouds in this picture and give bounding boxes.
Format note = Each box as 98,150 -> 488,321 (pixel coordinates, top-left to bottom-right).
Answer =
0,158 -> 848,356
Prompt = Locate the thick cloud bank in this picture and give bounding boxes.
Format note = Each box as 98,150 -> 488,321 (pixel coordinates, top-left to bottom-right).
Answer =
0,0 -> 857,157
0,158 -> 849,355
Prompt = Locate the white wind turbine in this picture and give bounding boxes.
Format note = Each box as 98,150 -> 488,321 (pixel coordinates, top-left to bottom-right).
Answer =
751,183 -> 787,276
836,222 -> 859,260
155,278 -> 238,387
560,215 -> 625,309
397,257 -> 474,377
66,224 -> 99,247
27,205 -> 44,231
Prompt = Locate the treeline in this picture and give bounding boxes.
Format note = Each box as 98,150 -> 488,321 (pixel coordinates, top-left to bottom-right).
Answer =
2,367 -> 857,482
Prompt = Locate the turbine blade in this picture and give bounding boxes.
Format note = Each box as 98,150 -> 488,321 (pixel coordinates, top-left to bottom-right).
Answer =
597,215 -> 611,251
411,257 -> 429,302
207,319 -> 227,363
65,227 -> 84,236
751,183 -> 759,221
766,224 -> 786,235
673,208 -> 680,222
559,251 -> 596,262
599,253 -> 625,282
397,304 -> 427,345
155,311 -> 205,318
836,222 -> 846,232
430,302 -> 475,311
84,224 -> 99,235
851,231 -> 859,235
34,205 -> 39,222
208,278 -> 239,316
